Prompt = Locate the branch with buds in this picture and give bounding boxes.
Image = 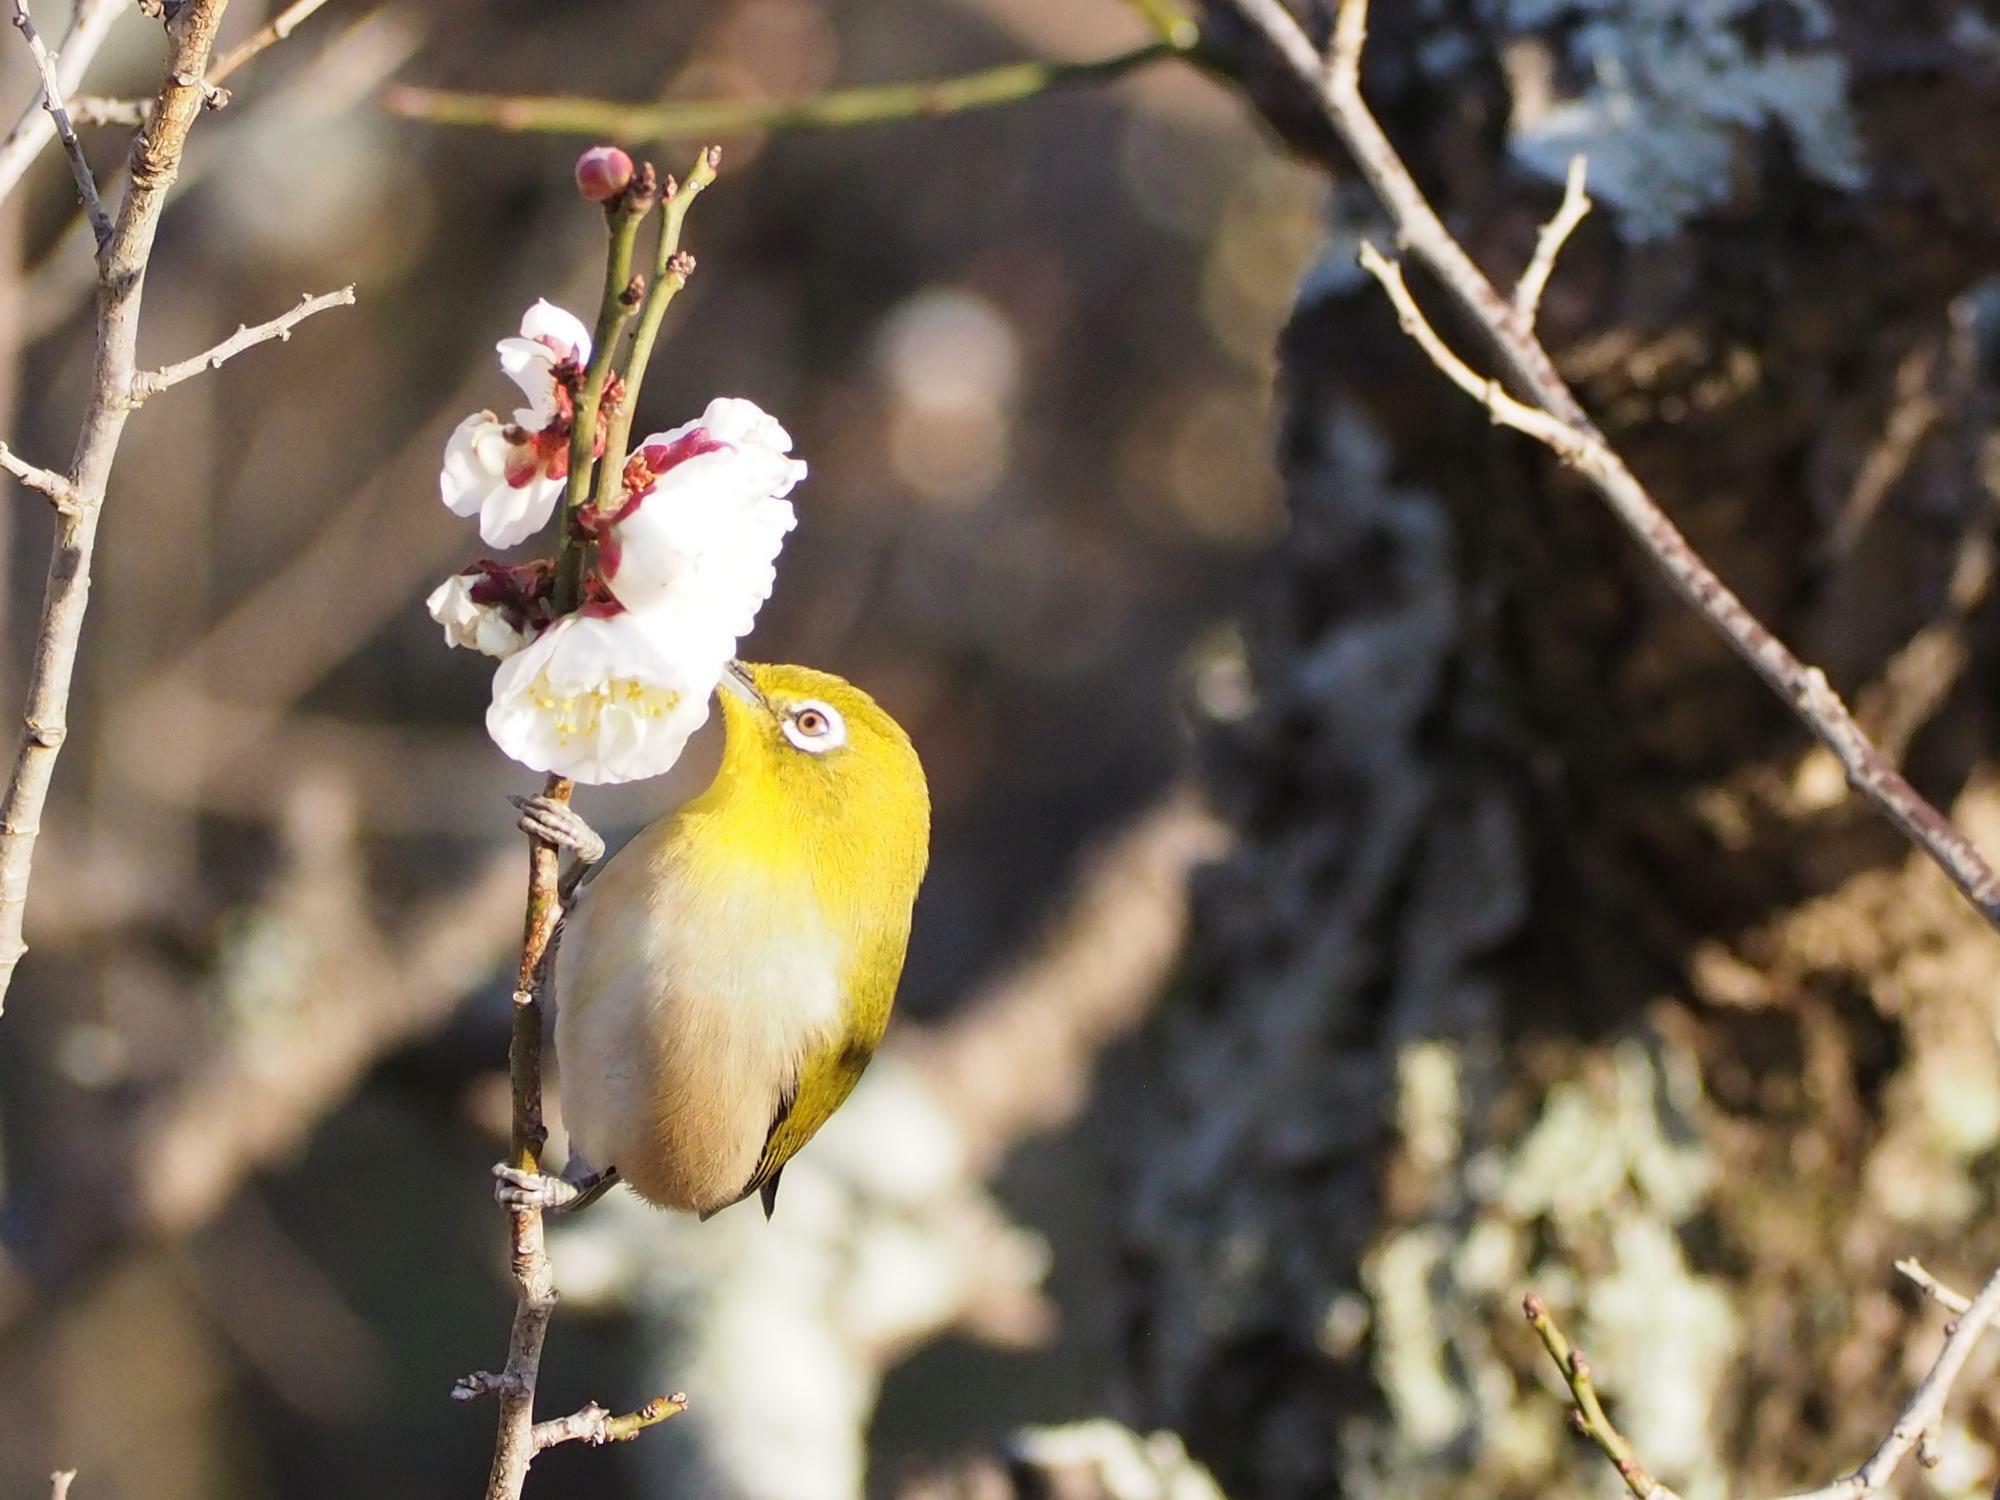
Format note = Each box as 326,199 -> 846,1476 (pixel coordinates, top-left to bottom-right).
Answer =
529,1393 -> 688,1452
0,0 -> 354,1018
129,286 -> 357,403
435,142 -> 824,1500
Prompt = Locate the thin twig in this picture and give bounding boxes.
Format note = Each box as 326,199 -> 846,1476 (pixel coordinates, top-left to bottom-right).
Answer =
1513,153 -> 1590,330
1522,1294 -> 1678,1500
381,41 -> 1183,140
208,0 -> 333,84
1525,1264 -> 2000,1500
0,0 -> 120,210
1213,0 -> 2000,936
58,0 -> 333,135
0,442 -> 75,509
1775,1262 -> 2000,1500
129,285 -> 355,402
64,94 -> 149,127
1897,1257 -> 1973,1315
480,791 -> 570,1500
0,0 -> 241,1018
530,1394 -> 688,1452
11,0 -> 111,247
1354,243 -> 1589,459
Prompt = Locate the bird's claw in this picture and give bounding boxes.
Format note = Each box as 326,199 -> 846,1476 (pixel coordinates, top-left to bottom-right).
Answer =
510,794 -> 606,864
492,1163 -> 584,1212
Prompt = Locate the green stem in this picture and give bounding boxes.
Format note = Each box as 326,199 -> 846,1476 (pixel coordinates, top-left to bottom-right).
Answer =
592,147 -> 720,512
1121,0 -> 1200,47
602,1394 -> 689,1442
383,42 -> 1182,141
1522,1294 -> 1665,1500
555,183 -> 654,609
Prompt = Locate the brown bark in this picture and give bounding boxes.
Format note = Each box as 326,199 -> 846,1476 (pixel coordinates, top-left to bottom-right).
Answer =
1129,6 -> 2000,1497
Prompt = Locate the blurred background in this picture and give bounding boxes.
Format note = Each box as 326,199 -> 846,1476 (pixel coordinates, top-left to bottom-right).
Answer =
10,2 -> 2000,1499
0,1 -> 1312,1496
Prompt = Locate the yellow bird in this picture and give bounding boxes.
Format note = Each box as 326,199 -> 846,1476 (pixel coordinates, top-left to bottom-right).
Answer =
497,661 -> 930,1219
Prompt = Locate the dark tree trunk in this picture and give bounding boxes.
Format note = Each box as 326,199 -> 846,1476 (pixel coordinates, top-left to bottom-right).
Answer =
1127,5 -> 2000,1497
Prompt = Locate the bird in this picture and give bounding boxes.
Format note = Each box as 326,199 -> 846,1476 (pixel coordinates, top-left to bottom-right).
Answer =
496,660 -> 930,1220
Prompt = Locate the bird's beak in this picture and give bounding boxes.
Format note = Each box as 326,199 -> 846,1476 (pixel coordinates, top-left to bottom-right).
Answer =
720,660 -> 765,709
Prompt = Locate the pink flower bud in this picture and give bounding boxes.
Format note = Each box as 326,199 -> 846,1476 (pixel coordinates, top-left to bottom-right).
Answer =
575,146 -> 635,203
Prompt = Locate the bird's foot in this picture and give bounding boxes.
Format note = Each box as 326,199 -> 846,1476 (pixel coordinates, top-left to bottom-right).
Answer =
492,1161 -> 619,1215
511,794 -> 606,865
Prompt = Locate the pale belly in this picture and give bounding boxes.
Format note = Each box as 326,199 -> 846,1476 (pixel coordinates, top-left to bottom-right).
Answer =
552,832 -> 846,1215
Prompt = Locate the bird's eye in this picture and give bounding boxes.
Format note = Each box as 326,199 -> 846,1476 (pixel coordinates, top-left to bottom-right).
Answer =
783,700 -> 846,755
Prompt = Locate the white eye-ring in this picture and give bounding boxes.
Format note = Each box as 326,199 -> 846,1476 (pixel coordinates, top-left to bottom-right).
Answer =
783,700 -> 846,754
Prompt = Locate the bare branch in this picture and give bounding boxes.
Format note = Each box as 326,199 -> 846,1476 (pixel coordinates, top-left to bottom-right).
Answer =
1354,243 -> 1590,460
11,0 -> 110,247
1897,1257 -> 1974,1315
129,285 -> 356,402
0,0 -> 242,1018
0,441 -> 75,510
0,0 -> 119,209
1522,1295 -> 1679,1500
1513,153 -> 1591,329
62,0 -> 388,145
531,1395 -> 688,1453
1776,1262 -> 2000,1500
1527,1264 -> 2000,1500
208,0 -> 334,85
1211,0 -> 2000,935
64,94 -> 149,128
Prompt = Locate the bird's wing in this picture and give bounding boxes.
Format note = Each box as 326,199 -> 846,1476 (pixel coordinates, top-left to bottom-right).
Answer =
732,923 -> 911,1218
738,1033 -> 877,1218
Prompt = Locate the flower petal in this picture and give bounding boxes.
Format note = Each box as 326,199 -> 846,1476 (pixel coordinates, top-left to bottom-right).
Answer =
496,338 -> 561,420
518,299 -> 592,362
441,413 -> 511,517
485,611 -> 727,784
694,395 -> 796,456
605,398 -> 805,632
478,473 -> 565,549
427,573 -> 533,658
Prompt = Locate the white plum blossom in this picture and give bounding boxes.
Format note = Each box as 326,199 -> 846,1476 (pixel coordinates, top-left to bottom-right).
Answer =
432,300 -> 808,786
426,572 -> 533,659
485,608 -> 731,785
496,299 -> 593,424
440,300 -> 594,549
600,397 -> 805,634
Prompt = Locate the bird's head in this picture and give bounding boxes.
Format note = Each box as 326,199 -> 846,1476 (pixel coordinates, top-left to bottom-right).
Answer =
710,661 -> 930,887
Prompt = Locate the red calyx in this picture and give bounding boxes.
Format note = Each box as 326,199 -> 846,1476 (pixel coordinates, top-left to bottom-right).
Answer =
466,558 -> 558,634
